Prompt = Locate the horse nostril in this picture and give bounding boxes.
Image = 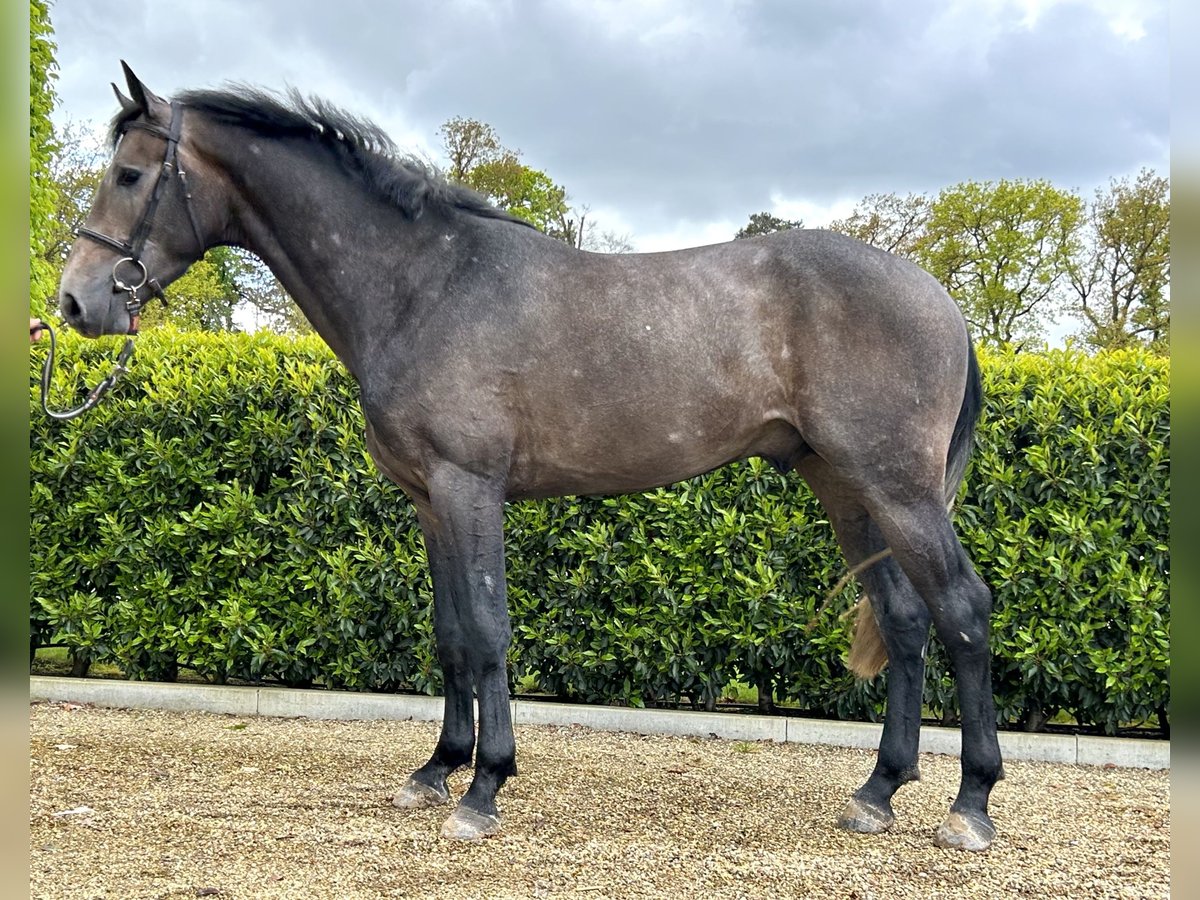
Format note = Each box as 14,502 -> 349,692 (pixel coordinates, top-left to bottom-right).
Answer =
61,292 -> 83,322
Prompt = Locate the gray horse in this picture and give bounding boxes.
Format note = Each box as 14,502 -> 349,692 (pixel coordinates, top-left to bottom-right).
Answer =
58,64 -> 1002,850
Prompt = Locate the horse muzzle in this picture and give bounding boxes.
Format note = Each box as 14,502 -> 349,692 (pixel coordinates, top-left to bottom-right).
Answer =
59,290 -> 99,337
59,288 -> 139,338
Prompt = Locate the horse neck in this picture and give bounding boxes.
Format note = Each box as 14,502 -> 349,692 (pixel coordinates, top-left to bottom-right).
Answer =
204,127 -> 451,376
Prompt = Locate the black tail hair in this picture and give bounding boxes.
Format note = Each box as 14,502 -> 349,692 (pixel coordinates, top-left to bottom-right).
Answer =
944,339 -> 982,506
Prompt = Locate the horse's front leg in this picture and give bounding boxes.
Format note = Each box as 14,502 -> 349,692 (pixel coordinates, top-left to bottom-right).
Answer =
392,513 -> 476,810
402,465 -> 516,840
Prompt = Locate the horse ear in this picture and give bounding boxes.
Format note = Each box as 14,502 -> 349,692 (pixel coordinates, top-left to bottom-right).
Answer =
120,60 -> 168,118
111,83 -> 138,116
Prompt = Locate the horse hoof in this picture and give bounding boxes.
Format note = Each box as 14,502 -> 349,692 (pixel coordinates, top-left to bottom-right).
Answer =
935,810 -> 996,851
440,806 -> 501,841
392,777 -> 450,809
837,796 -> 895,834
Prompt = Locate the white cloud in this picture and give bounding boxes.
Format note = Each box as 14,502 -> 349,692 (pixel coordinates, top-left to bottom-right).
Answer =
768,195 -> 858,230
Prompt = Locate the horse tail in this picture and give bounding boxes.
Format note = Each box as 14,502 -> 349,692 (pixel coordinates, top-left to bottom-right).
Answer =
942,339 -> 982,509
846,337 -> 982,679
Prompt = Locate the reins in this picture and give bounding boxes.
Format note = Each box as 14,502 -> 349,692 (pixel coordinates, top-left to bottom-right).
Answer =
41,100 -> 203,421
38,322 -> 134,421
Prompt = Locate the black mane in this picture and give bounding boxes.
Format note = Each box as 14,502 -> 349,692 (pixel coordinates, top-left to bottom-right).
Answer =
111,86 -> 533,229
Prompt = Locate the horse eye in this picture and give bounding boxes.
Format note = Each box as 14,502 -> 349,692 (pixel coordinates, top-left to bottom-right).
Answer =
116,168 -> 142,187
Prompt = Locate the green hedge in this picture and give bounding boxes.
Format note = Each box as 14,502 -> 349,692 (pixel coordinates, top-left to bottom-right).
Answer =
29,329 -> 1169,733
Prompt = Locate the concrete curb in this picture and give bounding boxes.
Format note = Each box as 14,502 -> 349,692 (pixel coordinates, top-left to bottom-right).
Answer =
29,676 -> 1169,770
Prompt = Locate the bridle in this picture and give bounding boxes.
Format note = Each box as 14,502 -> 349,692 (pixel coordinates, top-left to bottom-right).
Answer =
75,99 -> 206,321
40,100 -> 205,421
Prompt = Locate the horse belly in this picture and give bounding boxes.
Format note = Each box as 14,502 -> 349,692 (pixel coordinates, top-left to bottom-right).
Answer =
504,389 -> 798,499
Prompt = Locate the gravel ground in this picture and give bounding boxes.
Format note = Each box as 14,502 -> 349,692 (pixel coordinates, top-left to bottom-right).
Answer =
30,702 -> 1169,899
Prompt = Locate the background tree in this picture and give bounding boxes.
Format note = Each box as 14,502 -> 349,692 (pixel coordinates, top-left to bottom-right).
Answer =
30,0 -> 60,319
464,151 -> 570,234
137,249 -> 241,331
439,116 -> 503,183
439,116 -> 632,252
916,179 -> 1084,346
735,212 -> 802,239
38,120 -> 104,289
828,192 -> 930,259
140,247 -> 311,334
582,227 -> 635,254
1068,169 -> 1169,353
227,249 -> 313,333
553,204 -> 589,249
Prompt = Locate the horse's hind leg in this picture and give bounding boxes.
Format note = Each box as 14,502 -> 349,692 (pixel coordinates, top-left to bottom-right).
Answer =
799,464 -> 932,834
866,493 -> 1003,851
836,520 -> 932,834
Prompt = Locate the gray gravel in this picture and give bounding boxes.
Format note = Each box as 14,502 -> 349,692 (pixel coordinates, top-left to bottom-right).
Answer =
30,702 -> 1169,899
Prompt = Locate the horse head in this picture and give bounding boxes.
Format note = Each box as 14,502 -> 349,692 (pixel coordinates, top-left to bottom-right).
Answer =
59,62 -> 213,337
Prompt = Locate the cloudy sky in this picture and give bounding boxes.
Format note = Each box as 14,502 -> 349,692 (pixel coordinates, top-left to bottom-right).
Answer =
48,0 -> 1167,253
